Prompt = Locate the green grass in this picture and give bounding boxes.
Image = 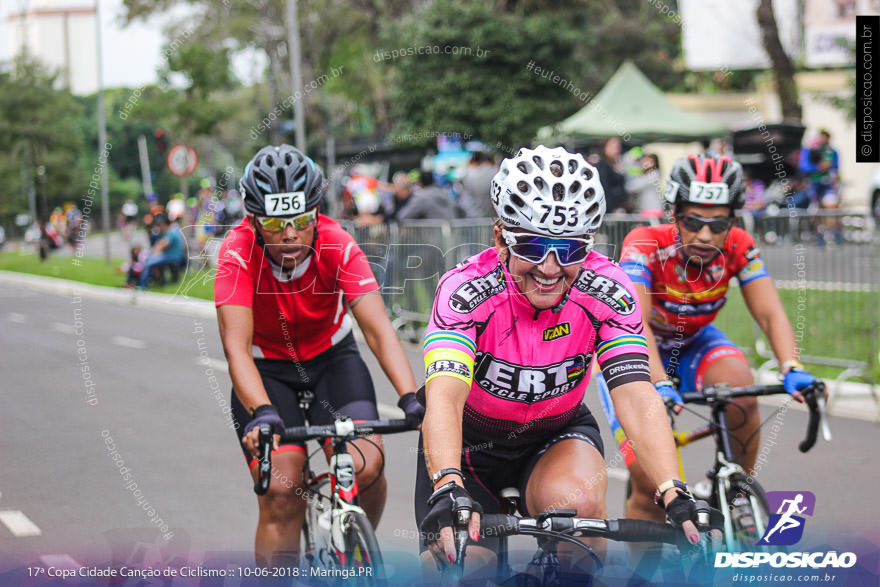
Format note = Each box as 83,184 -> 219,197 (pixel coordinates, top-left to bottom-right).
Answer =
715,286 -> 879,380
0,249 -> 216,301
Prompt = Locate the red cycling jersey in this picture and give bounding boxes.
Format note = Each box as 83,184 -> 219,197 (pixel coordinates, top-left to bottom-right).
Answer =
214,215 -> 379,361
619,223 -> 769,345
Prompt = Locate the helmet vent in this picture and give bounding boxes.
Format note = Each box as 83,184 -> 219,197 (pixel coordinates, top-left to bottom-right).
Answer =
532,156 -> 544,169
517,162 -> 530,174
552,183 -> 564,201
504,205 -> 517,216
534,176 -> 545,191
582,167 -> 593,180
517,180 -> 529,194
510,193 -> 525,208
586,187 -> 595,197
570,181 -> 581,194
549,161 -> 563,177
568,159 -> 577,173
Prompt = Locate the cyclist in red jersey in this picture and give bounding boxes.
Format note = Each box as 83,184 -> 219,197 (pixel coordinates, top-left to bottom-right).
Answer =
417,147 -> 720,578
599,154 -> 818,526
214,145 -> 422,566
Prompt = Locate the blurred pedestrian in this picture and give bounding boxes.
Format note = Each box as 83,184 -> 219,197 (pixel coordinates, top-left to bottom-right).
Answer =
626,153 -> 663,218
459,151 -> 498,218
396,170 -> 457,220
138,214 -> 187,288
596,137 -> 628,213
799,129 -> 841,245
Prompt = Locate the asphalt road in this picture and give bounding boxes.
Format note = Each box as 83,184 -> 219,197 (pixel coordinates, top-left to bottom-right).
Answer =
1,284 -> 878,577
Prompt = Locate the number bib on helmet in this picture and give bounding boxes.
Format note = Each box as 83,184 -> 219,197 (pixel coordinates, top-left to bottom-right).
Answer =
687,181 -> 730,204
264,192 -> 307,215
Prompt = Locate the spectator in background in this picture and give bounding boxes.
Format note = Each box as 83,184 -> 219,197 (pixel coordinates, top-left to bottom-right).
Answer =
120,244 -> 147,288
459,151 -> 498,218
138,214 -> 187,289
799,129 -> 842,245
596,137 -> 628,213
356,172 -> 415,226
626,153 -> 663,218
787,174 -> 811,210
121,200 -> 139,243
396,170 -> 457,220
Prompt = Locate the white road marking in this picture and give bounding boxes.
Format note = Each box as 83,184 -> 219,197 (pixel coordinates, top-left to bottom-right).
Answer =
39,554 -> 81,570
195,357 -> 229,371
607,468 -> 629,482
6,312 -> 26,323
51,322 -> 75,334
0,510 -> 42,536
111,336 -> 146,349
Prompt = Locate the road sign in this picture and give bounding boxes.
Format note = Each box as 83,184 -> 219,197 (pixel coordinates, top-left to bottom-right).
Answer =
166,144 -> 199,177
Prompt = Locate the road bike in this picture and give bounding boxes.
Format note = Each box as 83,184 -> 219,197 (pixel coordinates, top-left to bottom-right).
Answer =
255,396 -> 415,584
441,489 -> 714,586
662,380 -> 829,552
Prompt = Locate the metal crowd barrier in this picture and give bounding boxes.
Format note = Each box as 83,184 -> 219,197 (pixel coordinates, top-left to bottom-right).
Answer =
342,212 -> 879,409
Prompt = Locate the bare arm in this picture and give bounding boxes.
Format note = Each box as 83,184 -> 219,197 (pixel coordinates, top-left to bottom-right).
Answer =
217,304 -> 270,454
611,380 -> 679,492
349,291 -> 418,398
740,277 -> 799,370
633,282 -> 667,383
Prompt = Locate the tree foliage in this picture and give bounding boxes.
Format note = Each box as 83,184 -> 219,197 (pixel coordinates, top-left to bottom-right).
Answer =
0,57 -> 88,220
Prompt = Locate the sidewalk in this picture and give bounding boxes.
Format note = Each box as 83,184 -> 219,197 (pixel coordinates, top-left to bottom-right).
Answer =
2,270 -> 877,423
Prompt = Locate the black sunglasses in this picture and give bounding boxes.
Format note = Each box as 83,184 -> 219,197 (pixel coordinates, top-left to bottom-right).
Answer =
678,214 -> 733,235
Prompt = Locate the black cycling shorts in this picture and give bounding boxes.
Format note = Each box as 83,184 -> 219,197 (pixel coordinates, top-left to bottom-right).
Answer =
231,332 -> 378,466
413,403 -> 604,551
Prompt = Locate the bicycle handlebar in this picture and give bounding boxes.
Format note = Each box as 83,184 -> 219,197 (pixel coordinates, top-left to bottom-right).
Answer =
670,380 -> 827,454
253,418 -> 416,495
280,418 -> 415,442
477,514 -> 687,547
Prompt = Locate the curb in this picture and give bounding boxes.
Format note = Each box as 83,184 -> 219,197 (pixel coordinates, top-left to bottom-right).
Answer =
0,271 -> 216,319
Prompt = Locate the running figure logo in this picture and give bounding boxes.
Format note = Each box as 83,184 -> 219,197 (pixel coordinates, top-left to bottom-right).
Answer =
758,491 -> 816,546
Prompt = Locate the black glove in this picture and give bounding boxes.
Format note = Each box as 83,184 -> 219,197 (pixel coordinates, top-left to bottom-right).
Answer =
398,392 -> 425,426
664,489 -> 723,533
243,404 -> 285,438
420,482 -> 483,546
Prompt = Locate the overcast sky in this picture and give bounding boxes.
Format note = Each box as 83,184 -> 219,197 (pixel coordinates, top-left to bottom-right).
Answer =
0,0 -> 263,88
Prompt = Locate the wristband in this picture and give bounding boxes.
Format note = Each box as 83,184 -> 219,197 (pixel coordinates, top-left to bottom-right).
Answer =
654,479 -> 688,505
780,359 -> 804,374
431,468 -> 465,486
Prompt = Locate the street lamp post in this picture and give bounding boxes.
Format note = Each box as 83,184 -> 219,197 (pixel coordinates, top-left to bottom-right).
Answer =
286,0 -> 306,150
95,0 -> 111,264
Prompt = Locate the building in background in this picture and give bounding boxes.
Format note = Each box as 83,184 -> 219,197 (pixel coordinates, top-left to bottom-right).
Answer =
6,0 -> 97,95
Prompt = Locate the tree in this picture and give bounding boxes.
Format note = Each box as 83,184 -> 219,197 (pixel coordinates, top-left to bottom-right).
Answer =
0,57 -> 88,222
756,0 -> 802,121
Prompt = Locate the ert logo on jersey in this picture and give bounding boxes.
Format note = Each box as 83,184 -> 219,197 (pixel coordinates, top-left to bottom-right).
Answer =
449,265 -> 506,313
473,352 -> 589,403
573,269 -> 635,315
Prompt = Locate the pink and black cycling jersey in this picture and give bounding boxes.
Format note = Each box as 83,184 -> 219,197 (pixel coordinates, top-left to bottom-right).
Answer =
424,247 -> 650,446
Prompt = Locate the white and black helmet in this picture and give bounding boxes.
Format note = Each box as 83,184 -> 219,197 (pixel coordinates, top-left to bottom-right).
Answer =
491,146 -> 605,237
240,145 -> 325,216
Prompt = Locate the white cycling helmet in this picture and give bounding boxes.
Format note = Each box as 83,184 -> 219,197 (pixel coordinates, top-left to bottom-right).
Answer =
491,146 -> 605,237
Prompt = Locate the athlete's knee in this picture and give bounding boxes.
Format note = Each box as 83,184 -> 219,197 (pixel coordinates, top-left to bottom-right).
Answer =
260,478 -> 308,522
356,462 -> 385,491
552,479 -> 605,519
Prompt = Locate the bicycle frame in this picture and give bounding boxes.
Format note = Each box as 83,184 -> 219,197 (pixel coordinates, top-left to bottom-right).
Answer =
667,382 -> 827,551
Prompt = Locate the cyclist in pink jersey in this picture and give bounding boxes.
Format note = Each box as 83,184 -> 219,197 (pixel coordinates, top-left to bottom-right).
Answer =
416,146 -> 718,577
214,145 -> 422,566
599,154 -> 818,528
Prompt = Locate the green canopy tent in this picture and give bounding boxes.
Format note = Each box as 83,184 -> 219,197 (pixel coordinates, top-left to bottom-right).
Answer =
537,61 -> 728,144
